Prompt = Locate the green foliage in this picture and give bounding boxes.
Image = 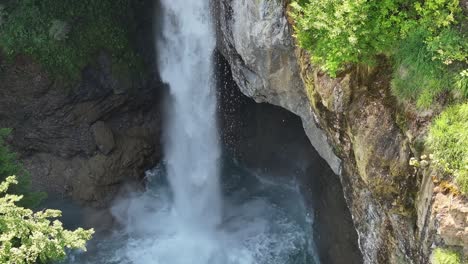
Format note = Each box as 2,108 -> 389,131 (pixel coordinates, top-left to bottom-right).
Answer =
0,129 -> 19,180
290,0 -> 467,106
426,28 -> 468,66
413,0 -> 460,31
0,176 -> 94,264
391,28 -> 454,108
427,103 -> 468,194
0,0 -> 142,80
432,248 -> 462,264
290,0 -> 407,75
454,69 -> 468,97
0,128 -> 46,208
0,4 -> 6,27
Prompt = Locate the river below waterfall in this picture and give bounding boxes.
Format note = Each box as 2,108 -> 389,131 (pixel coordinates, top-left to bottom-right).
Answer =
57,156 -> 319,264
59,0 -> 320,262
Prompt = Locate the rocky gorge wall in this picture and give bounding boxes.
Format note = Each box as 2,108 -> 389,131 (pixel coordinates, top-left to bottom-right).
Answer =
0,54 -> 163,207
214,0 -> 467,263
216,51 -> 363,263
0,0 -> 163,207
0,0 -> 465,262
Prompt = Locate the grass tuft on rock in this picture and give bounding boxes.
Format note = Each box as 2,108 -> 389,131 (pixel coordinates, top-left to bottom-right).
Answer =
427,103 -> 468,194
391,28 -> 454,108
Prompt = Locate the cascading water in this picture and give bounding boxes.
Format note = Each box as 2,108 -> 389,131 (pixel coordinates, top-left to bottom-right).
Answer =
158,0 -> 221,232
62,1 -> 318,263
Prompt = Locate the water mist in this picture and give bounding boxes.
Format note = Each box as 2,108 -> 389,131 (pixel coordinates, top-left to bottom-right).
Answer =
158,0 -> 221,232
63,1 -> 317,263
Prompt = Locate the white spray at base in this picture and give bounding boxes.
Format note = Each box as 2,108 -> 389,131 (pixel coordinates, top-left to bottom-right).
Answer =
114,0 -> 227,261
64,1 -> 318,263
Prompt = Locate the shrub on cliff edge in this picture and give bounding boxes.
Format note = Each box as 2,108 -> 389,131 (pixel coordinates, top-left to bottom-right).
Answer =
427,103 -> 468,194
0,176 -> 94,264
290,0 -> 467,108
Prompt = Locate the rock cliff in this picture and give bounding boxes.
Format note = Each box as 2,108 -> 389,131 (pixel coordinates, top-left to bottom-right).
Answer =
0,0 -> 163,207
216,51 -> 363,263
0,53 -> 163,207
215,0 -> 467,263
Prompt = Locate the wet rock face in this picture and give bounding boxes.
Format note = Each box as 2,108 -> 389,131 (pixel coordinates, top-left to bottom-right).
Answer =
215,0 -> 425,263
216,51 -> 363,264
417,168 -> 468,258
0,54 -> 162,207
92,121 -> 115,155
0,0 -> 162,207
214,0 -> 342,175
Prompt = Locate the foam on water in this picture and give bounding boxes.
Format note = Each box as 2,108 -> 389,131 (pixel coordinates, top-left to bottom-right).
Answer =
64,163 -> 317,264
61,1 -> 318,263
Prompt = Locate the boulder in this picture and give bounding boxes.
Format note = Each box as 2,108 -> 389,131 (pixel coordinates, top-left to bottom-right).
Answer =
92,121 -> 115,155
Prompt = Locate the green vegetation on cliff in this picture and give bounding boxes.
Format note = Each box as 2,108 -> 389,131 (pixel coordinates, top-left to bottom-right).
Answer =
0,176 -> 94,264
0,128 -> 45,208
290,0 -> 468,195
0,130 -> 93,263
432,248 -> 462,264
391,28 -> 466,108
0,0 -> 141,80
290,0 -> 467,107
428,103 -> 468,194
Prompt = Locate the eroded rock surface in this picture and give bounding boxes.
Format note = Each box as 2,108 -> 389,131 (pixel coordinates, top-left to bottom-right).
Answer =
432,193 -> 468,254
0,0 -> 162,207
216,51 -> 363,263
214,0 -> 453,263
215,0 -> 342,175
0,54 -> 162,207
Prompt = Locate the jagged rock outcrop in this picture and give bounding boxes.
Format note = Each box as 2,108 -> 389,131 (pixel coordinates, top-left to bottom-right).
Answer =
215,0 -> 341,176
416,166 -> 468,259
432,193 -> 468,253
0,0 -> 162,207
0,53 -> 163,207
216,51 -> 363,263
214,0 -> 468,263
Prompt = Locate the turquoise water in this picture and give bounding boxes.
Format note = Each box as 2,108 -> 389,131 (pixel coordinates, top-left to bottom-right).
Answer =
59,158 -> 318,264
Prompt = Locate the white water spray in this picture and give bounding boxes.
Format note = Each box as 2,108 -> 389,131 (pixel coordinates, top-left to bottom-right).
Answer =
65,1 -> 317,263
158,0 -> 221,230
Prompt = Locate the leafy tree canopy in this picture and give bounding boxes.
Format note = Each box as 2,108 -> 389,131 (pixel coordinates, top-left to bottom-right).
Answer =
0,176 -> 94,264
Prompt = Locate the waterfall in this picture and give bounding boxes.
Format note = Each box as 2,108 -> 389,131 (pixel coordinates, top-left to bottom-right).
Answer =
158,0 -> 221,230
65,1 -> 316,263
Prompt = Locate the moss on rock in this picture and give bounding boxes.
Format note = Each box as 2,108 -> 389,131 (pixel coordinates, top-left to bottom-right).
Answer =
432,247 -> 462,264
0,0 -> 144,81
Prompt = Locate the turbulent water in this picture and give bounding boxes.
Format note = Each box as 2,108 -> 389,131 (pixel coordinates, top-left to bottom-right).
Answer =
63,160 -> 317,264
60,1 -> 318,263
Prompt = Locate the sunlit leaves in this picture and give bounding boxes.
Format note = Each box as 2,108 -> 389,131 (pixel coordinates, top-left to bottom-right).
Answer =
290,0 -> 467,106
0,176 -> 94,264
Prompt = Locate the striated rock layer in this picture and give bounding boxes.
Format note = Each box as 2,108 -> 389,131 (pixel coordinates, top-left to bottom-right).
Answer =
0,0 -> 163,207
0,53 -> 163,207
215,0 -> 467,263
